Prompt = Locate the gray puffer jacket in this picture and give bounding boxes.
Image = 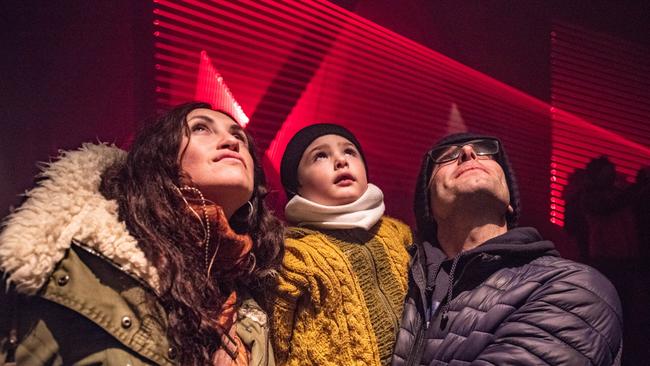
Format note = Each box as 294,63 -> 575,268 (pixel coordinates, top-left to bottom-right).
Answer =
391,227 -> 623,366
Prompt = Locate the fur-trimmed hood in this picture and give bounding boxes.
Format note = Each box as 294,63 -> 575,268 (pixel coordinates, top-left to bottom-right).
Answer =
0,143 -> 159,295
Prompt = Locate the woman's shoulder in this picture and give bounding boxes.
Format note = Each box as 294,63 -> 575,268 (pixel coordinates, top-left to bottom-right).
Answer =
2,243 -> 174,366
0,143 -> 130,295
237,295 -> 269,329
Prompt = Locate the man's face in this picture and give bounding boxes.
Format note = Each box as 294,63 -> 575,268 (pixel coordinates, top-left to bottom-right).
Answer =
428,143 -> 510,221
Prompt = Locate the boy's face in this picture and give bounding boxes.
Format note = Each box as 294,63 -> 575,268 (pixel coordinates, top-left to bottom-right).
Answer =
297,134 -> 368,206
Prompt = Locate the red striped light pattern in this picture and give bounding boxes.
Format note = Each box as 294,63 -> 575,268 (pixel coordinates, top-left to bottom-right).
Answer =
550,22 -> 650,227
196,50 -> 249,126
152,0 -> 648,231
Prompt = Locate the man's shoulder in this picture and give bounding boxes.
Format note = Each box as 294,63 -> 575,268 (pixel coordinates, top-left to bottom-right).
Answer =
527,255 -> 586,271
516,255 -> 610,284
514,256 -> 621,313
528,255 -> 605,280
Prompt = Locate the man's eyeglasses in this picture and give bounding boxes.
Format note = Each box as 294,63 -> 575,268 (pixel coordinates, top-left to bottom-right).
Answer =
427,139 -> 499,164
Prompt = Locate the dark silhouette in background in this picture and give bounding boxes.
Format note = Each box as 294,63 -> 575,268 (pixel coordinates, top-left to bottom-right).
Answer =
563,156 -> 650,362
630,166 -> 650,260
563,156 -> 647,265
563,168 -> 589,262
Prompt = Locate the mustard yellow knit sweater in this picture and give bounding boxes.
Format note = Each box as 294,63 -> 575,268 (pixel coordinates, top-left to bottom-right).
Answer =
269,216 -> 412,366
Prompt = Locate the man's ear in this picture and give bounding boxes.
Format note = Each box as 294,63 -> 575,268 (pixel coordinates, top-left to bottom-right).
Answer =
507,204 -> 514,214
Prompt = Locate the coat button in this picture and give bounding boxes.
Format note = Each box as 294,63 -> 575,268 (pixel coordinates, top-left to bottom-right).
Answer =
121,316 -> 132,329
57,274 -> 70,286
168,347 -> 177,360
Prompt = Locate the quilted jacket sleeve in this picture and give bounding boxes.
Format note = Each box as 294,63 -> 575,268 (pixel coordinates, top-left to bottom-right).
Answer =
472,262 -> 623,366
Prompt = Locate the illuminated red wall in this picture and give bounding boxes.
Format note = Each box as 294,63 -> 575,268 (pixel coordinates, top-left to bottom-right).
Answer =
152,0 -> 555,231
550,22 -> 650,227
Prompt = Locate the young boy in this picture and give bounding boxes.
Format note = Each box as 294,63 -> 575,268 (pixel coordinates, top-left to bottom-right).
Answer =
269,124 -> 412,366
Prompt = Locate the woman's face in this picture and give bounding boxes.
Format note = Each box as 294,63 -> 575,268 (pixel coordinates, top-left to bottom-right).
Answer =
297,134 -> 368,206
179,108 -> 254,218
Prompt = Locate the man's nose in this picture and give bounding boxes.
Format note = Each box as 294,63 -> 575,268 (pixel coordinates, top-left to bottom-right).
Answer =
458,145 -> 478,162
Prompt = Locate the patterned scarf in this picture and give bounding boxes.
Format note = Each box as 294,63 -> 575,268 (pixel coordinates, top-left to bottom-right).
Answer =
179,187 -> 254,364
179,187 -> 255,281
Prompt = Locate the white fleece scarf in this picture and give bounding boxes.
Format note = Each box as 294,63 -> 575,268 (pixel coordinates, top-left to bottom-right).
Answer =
284,183 -> 385,230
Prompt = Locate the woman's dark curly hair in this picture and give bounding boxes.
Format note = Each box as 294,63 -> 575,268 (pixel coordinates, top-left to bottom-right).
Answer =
100,102 -> 284,365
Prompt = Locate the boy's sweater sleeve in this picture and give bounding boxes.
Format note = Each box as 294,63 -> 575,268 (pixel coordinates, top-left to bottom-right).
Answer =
269,235 -> 339,365
269,242 -> 307,365
380,216 -> 413,248
268,230 -> 380,366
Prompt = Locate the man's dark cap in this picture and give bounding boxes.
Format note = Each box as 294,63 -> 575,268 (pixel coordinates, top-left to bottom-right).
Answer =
413,132 -> 520,245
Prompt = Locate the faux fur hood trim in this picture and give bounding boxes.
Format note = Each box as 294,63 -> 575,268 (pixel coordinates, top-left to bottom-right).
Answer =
0,143 -> 160,295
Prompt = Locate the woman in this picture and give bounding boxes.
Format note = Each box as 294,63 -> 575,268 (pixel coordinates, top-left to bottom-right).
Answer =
0,102 -> 283,365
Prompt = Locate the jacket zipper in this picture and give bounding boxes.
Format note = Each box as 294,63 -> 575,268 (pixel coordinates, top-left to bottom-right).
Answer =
404,252 -> 484,365
447,254 -> 483,291
406,316 -> 426,366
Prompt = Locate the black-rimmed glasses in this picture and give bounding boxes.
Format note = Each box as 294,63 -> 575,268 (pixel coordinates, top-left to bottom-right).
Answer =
427,139 -> 499,164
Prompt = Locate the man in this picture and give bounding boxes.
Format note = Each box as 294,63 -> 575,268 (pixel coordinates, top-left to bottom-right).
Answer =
392,133 -> 623,365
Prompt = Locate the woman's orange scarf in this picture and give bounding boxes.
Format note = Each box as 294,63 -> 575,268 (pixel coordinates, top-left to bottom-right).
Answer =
179,187 -> 255,280
180,187 -> 254,365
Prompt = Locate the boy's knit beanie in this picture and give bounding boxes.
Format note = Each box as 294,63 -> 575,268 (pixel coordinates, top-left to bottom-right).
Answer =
280,123 -> 367,200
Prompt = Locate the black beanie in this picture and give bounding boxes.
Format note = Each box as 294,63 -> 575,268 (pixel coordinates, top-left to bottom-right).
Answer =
413,132 -> 520,246
280,123 -> 367,200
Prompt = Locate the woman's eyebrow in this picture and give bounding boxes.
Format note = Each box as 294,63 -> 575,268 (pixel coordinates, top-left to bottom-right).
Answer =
229,124 -> 245,134
188,115 -> 214,124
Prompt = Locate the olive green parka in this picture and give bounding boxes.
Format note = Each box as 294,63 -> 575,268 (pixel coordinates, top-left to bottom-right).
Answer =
0,144 -> 274,365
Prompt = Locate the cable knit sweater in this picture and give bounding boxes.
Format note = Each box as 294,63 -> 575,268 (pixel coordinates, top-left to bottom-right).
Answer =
269,216 -> 412,366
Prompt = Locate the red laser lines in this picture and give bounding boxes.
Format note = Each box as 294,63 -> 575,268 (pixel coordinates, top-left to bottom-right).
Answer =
153,0 -> 650,228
